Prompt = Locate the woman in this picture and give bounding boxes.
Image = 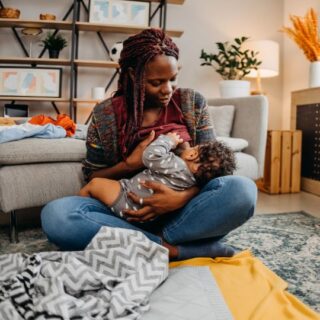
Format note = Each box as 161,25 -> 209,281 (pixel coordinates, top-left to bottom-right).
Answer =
41,28 -> 257,260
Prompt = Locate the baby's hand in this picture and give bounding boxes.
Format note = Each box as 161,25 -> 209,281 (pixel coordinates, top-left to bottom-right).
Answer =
166,132 -> 183,147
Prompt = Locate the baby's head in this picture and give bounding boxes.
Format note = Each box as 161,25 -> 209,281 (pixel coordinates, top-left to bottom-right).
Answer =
180,140 -> 237,187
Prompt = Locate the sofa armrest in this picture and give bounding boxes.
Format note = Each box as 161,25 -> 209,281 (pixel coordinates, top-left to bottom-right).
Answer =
207,95 -> 268,178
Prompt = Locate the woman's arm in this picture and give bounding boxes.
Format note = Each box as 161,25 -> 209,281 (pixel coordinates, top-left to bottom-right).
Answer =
86,130 -> 156,181
124,180 -> 199,222
194,91 -> 216,144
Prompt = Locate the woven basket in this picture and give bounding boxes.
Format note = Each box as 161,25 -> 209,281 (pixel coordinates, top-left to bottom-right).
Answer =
0,7 -> 20,19
39,13 -> 56,21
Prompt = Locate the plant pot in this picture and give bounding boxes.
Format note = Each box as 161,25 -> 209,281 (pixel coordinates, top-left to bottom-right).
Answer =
219,80 -> 250,98
309,61 -> 320,88
48,49 -> 60,59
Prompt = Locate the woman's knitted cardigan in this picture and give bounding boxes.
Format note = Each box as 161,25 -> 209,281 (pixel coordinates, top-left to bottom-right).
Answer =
82,88 -> 215,181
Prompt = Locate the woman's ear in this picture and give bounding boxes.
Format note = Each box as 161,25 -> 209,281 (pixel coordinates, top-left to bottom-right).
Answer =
128,67 -> 135,82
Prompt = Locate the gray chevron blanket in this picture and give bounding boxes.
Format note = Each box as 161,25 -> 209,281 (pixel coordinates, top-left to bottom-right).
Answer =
0,227 -> 169,320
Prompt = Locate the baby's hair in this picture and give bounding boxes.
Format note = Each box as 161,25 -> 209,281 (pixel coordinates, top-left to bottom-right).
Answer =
194,140 -> 237,187
115,28 -> 179,157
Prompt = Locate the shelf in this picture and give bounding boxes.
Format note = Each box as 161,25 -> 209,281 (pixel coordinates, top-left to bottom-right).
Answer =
0,97 -> 69,102
76,22 -> 183,37
142,0 -> 185,3
0,57 -> 119,69
0,18 -> 72,30
0,19 -> 183,37
0,57 -> 70,66
74,60 -> 119,68
0,58 -> 118,68
73,99 -> 100,104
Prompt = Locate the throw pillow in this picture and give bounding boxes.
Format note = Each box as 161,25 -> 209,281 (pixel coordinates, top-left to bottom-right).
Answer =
207,105 -> 235,137
216,136 -> 249,152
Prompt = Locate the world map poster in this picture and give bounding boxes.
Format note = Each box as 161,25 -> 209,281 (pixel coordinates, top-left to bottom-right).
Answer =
89,0 -> 149,27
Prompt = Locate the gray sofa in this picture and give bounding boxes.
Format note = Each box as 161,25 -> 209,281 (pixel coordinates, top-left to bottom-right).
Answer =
207,95 -> 268,179
0,95 -> 268,242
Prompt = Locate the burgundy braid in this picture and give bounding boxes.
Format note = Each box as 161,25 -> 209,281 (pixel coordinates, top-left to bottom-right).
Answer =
115,28 -> 179,157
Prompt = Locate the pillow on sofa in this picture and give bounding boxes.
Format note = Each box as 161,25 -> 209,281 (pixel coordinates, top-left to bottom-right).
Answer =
216,136 -> 249,152
208,105 -> 235,137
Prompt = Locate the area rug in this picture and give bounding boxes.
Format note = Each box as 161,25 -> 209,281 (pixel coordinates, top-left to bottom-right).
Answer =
0,211 -> 319,312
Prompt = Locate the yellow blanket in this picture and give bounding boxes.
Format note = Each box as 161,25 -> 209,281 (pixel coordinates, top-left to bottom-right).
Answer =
170,250 -> 320,320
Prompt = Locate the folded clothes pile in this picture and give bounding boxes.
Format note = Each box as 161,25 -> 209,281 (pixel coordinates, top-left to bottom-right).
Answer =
0,114 -> 77,144
29,114 -> 76,137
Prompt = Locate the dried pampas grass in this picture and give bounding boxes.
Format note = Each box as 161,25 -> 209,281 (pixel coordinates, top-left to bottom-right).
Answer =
281,8 -> 320,62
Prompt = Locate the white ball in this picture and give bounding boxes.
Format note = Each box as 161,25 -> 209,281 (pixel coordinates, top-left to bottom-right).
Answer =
110,41 -> 123,62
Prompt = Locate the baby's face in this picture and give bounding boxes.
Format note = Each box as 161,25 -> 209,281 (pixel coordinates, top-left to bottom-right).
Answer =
180,145 -> 221,174
180,145 -> 201,173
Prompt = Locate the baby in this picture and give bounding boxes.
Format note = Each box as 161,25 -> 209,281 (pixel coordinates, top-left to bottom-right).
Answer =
79,132 -> 236,220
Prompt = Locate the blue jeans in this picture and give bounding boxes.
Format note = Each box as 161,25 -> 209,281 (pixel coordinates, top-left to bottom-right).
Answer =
41,175 -> 257,250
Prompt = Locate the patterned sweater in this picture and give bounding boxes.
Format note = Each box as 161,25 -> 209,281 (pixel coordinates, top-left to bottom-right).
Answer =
82,88 -> 215,181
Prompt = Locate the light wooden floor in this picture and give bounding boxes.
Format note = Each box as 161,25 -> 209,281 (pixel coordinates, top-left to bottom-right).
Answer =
256,191 -> 320,218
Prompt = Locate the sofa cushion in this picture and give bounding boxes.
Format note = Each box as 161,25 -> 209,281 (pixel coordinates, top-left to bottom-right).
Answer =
207,105 -> 235,137
234,152 -> 259,180
0,162 -> 85,212
217,137 -> 249,152
0,138 -> 86,165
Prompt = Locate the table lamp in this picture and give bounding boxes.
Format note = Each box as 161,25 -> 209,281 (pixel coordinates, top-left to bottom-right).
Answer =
244,40 -> 279,95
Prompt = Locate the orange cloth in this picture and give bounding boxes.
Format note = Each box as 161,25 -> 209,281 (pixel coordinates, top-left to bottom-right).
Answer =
28,114 -> 76,137
170,250 -> 320,320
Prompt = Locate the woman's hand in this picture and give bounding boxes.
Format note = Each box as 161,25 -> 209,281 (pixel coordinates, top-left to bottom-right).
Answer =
125,130 -> 155,171
124,181 -> 199,222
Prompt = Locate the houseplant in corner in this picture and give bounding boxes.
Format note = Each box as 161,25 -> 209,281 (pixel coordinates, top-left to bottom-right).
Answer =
41,32 -> 67,58
281,8 -> 320,88
200,37 -> 261,98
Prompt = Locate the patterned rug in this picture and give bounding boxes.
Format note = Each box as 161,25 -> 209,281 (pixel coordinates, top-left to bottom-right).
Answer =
0,211 -> 319,312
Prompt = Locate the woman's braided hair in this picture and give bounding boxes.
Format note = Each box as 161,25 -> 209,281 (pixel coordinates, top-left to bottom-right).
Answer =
115,28 -> 179,155
194,140 -> 237,187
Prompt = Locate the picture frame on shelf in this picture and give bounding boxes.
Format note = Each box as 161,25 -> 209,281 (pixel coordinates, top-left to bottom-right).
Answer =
89,0 -> 149,27
0,66 -> 62,98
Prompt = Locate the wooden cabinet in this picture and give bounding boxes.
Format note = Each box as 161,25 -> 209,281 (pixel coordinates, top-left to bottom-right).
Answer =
0,0 -> 184,122
291,88 -> 320,196
257,130 -> 302,194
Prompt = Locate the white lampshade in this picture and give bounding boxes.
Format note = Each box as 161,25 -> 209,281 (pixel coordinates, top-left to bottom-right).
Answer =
244,40 -> 279,78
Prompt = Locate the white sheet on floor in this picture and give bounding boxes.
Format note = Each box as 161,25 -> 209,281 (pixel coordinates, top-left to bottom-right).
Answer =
142,266 -> 233,320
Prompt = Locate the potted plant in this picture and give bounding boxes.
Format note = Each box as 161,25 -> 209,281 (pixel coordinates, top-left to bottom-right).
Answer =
200,37 -> 261,98
41,32 -> 67,58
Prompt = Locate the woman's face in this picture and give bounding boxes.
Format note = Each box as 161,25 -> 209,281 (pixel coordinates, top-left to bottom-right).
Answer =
143,54 -> 179,108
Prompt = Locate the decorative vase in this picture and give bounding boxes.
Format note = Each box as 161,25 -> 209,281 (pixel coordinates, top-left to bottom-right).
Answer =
49,49 -> 60,59
309,61 -> 320,88
219,80 -> 250,98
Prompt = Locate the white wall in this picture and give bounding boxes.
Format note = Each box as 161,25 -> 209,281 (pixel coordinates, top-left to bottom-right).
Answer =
0,0 -> 318,127
282,0 -> 320,129
167,0 -> 283,129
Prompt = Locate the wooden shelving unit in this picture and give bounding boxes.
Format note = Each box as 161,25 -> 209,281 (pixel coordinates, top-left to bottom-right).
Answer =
0,0 -> 184,122
74,60 -> 118,68
0,58 -> 119,68
0,97 -> 69,102
0,19 -> 183,37
0,18 -> 72,30
76,22 -> 183,37
0,57 -> 71,66
291,88 -> 320,196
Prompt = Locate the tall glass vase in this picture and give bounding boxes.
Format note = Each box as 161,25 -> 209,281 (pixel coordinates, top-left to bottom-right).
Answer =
309,61 -> 320,88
